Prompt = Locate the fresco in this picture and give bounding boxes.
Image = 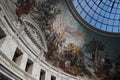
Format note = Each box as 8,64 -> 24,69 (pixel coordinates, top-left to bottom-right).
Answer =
16,0 -> 120,79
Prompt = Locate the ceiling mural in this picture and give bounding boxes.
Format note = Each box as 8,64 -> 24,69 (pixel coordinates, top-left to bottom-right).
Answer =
15,0 -> 120,79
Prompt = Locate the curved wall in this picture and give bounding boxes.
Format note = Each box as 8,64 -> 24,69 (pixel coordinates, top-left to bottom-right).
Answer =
0,0 -> 83,80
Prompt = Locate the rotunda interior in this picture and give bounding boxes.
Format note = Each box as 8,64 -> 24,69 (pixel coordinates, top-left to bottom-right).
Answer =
0,0 -> 120,80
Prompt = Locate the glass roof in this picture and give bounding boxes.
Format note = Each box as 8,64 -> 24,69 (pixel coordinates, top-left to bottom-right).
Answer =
72,0 -> 120,33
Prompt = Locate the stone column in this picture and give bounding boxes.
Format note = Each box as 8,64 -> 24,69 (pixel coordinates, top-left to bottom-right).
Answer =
45,70 -> 51,80
19,53 -> 28,70
32,63 -> 41,80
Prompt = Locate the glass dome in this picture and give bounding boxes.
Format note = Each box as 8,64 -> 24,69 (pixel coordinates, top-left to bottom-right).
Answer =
71,0 -> 120,33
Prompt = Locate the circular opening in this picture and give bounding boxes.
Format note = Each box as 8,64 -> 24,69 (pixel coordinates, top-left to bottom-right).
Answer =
67,0 -> 120,36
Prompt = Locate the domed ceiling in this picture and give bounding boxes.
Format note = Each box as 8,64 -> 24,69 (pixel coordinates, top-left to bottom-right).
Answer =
14,0 -> 120,79
66,0 -> 120,36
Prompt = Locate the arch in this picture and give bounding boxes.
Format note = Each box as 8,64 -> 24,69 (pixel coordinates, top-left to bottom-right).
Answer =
22,17 -> 48,52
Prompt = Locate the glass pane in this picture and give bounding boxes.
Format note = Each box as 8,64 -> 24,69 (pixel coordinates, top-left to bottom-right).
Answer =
72,0 -> 120,33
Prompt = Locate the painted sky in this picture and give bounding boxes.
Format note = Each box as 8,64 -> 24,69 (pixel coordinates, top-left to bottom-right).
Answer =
52,0 -> 120,57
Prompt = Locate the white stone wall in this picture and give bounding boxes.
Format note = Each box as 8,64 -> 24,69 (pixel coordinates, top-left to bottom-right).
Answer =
0,36 -> 17,60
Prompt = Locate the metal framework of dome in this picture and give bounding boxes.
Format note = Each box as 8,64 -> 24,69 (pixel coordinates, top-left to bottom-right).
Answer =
66,0 -> 120,36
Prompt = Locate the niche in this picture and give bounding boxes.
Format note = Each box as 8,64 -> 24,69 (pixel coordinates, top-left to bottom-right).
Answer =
39,69 -> 46,80
51,75 -> 56,80
25,59 -> 34,74
12,48 -> 23,65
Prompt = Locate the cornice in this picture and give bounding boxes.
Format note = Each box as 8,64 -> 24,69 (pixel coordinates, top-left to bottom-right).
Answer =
0,51 -> 36,80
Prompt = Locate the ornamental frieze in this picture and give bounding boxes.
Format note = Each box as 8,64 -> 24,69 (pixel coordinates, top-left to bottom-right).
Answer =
22,18 -> 48,52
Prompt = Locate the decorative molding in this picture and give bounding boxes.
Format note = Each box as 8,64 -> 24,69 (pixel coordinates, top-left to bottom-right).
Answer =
0,51 -> 36,80
0,64 -> 21,80
0,49 -> 79,80
22,17 -> 48,52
